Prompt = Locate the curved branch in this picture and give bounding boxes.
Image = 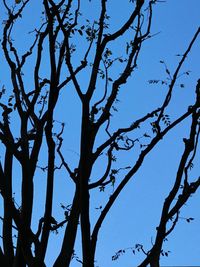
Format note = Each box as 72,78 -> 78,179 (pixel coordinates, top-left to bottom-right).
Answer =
89,145 -> 113,189
93,107 -> 161,159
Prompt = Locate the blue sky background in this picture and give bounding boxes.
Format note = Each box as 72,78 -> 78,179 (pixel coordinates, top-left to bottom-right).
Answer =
0,1 -> 200,266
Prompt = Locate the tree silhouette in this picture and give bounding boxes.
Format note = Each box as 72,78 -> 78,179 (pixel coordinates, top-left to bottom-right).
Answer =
0,1 -> 200,267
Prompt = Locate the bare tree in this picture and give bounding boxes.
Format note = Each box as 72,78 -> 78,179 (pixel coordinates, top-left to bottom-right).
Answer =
0,1 -> 200,267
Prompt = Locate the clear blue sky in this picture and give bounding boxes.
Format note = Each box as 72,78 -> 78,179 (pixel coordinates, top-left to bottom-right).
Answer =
0,1 -> 200,266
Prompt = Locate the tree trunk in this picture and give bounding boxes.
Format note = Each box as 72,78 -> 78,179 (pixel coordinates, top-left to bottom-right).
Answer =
3,149 -> 14,266
53,189 -> 80,267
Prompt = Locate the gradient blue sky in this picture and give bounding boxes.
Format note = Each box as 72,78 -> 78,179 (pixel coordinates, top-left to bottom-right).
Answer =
0,1 -> 200,266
